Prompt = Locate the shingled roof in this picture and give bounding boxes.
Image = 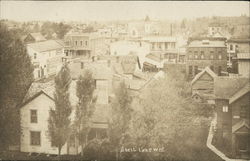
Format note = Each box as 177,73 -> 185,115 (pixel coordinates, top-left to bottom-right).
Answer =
27,40 -> 63,52
191,67 -> 217,85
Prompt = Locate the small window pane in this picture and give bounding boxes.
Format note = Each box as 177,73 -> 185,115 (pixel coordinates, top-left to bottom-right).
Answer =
30,131 -> 41,146
30,110 -> 37,123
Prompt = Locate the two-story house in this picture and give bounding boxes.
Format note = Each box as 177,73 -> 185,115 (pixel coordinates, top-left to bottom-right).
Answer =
64,32 -> 107,60
142,36 -> 178,63
186,37 -> 227,79
26,40 -> 65,80
20,70 -> 111,155
214,77 -> 249,159
20,80 -> 79,155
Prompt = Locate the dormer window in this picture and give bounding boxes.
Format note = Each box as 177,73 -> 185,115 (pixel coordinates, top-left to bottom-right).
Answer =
222,106 -> 228,112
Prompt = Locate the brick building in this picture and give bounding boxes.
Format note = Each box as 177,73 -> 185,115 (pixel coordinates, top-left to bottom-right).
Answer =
186,37 -> 227,79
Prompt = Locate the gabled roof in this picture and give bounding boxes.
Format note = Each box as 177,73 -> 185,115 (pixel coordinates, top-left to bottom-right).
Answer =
21,79 -> 109,126
232,120 -> 249,133
191,67 -> 217,85
229,82 -> 250,104
27,40 -> 63,52
214,77 -> 249,99
29,33 -> 46,42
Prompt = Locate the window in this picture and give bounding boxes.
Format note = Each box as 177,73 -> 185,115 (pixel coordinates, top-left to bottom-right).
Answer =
238,135 -> 248,151
38,70 -> 40,78
201,54 -> 204,59
80,41 -> 83,46
69,135 -> 75,147
210,54 -> 214,59
222,106 -> 228,112
218,55 -> 222,59
85,41 -> 88,46
230,44 -> 233,51
194,66 -> 198,75
30,131 -> 41,146
34,53 -> 37,59
189,54 -> 193,59
75,41 -> 77,46
189,66 -> 192,75
218,66 -> 222,76
194,54 -> 198,59
240,106 -> 247,119
30,110 -> 37,123
81,62 -> 84,69
158,43 -> 162,49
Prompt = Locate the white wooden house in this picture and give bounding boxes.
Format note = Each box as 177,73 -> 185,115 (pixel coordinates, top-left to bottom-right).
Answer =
26,40 -> 64,80
20,78 -> 109,155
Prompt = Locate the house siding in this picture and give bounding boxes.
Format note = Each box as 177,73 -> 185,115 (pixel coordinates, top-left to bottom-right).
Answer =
20,94 -> 68,154
192,72 -> 214,99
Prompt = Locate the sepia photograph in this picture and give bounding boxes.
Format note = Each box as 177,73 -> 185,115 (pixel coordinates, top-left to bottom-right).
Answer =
0,1 -> 249,161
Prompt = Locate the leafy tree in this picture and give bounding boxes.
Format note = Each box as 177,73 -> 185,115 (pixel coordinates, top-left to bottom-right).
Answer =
128,73 -> 214,160
48,64 -> 72,159
0,23 -> 34,150
55,22 -> 71,39
41,21 -> 71,39
74,70 -> 96,155
109,81 -> 133,161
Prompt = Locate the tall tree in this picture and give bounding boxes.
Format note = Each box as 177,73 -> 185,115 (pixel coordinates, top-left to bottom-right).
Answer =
109,81 -> 133,161
55,22 -> 71,39
48,64 -> 72,159
74,70 -> 96,155
0,23 -> 34,150
128,73 -> 213,160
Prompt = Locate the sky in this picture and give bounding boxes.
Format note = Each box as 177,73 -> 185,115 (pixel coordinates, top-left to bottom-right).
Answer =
0,1 -> 249,22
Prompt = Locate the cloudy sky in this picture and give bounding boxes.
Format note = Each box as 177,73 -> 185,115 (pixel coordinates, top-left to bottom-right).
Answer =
0,1 -> 249,22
